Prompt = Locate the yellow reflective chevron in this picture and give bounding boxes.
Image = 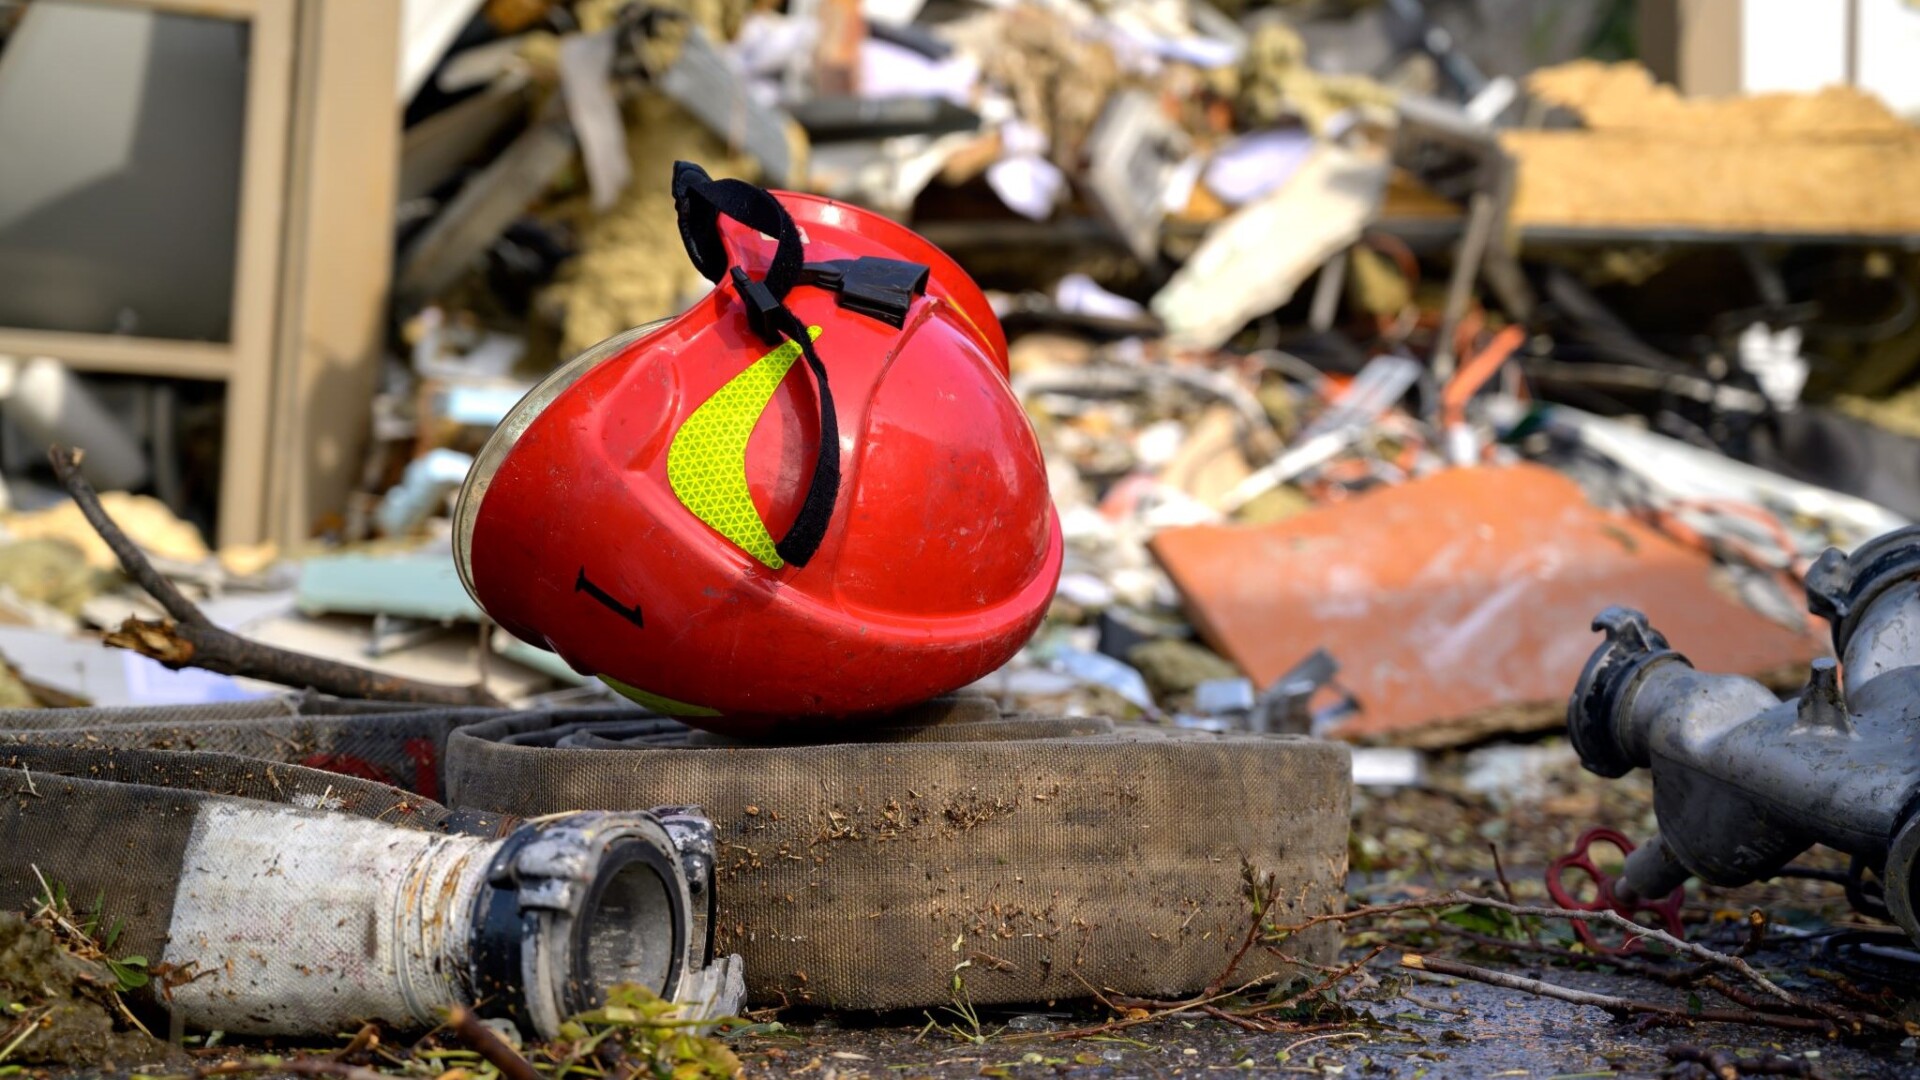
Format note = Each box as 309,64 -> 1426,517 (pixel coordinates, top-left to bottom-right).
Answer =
667,326 -> 824,569
599,675 -> 721,717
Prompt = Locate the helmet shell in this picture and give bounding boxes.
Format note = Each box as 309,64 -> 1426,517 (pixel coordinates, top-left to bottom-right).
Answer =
458,194 -> 1059,734
780,193 -> 1009,374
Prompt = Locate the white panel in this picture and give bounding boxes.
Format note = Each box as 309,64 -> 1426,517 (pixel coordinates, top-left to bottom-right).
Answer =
399,0 -> 487,104
1858,0 -> 1920,115
0,2 -> 247,341
0,4 -> 152,229
1742,0 -> 1848,92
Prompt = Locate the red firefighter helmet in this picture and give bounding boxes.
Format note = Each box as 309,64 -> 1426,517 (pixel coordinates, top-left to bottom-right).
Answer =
453,163 -> 1061,733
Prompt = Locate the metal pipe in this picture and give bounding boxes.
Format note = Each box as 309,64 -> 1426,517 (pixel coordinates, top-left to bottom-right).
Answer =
1615,835 -> 1690,907
1567,526 -> 1920,949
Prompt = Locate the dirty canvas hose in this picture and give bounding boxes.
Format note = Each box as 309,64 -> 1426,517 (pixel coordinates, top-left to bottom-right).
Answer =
442,708 -> 1352,1009
0,715 -> 743,1039
1,697 -> 1352,1013
1567,525 -> 1920,954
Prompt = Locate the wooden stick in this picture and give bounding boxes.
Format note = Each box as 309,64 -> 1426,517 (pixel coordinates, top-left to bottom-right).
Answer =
1200,1003 -> 1274,1033
446,1005 -> 542,1080
1430,923 -> 1896,1035
51,445 -> 501,707
197,1058 -> 400,1080
1233,945 -> 1388,1020
1667,1043 -> 1827,1079
1269,891 -> 1798,1007
1036,947 -> 1384,1043
1434,923 -> 1684,982
1400,954 -> 1838,1036
1487,843 -> 1538,945
1205,870 -> 1274,996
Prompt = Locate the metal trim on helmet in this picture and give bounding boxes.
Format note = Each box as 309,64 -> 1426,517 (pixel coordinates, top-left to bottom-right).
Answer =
453,318 -> 672,609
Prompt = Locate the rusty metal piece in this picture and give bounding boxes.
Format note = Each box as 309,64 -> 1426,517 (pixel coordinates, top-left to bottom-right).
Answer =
1149,464 -> 1817,745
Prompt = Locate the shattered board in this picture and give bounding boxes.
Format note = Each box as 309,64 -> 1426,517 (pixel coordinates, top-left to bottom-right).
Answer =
1150,463 -> 1821,746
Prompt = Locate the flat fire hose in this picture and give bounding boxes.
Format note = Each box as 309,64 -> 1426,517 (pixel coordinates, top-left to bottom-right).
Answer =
0,695 -> 1349,1022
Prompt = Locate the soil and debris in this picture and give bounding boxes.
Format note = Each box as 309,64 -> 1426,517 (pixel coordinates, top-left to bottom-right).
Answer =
0,912 -> 164,1069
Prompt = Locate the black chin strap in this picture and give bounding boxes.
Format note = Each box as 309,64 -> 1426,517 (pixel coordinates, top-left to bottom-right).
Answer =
672,161 -> 839,568
671,163 -> 933,568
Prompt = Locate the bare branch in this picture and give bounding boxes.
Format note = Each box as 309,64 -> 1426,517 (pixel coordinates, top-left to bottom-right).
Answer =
446,1005 -> 541,1080
197,1057 -> 398,1080
50,445 -> 501,708
1268,891 -> 1798,1008
1401,953 -> 1838,1036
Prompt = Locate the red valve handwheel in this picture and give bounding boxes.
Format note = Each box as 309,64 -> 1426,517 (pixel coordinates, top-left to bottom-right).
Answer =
1545,827 -> 1686,955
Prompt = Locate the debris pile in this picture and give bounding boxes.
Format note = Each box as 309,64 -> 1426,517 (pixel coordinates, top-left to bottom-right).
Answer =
259,0 -> 1916,754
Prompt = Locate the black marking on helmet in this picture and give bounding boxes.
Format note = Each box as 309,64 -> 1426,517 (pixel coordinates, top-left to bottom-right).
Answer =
576,568 -> 644,629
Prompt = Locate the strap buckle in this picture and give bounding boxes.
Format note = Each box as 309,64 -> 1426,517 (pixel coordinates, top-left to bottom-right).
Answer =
728,266 -> 787,344
799,257 -> 931,328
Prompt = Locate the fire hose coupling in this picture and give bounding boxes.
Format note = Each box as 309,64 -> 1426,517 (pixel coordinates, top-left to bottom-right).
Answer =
1566,606 -> 1689,779
1806,524 -> 1920,683
468,808 -> 742,1041
1559,525 -> 1920,953
159,802 -> 744,1040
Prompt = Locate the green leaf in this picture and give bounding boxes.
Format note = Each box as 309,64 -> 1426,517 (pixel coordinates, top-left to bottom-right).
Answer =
718,1021 -> 790,1040
1439,904 -> 1525,940
107,956 -> 150,992
1686,993 -> 1703,1015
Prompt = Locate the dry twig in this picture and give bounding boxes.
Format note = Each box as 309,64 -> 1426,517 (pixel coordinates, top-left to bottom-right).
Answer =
1487,843 -> 1538,945
1041,946 -> 1386,1042
1435,923 -> 1684,982
0,1006 -> 52,1065
197,1058 -> 398,1080
1269,891 -> 1798,1007
1206,870 -> 1276,996
446,1004 -> 542,1080
1424,912 -> 1897,1034
26,864 -> 154,1039
332,1023 -> 381,1060
50,445 -> 500,707
1278,1030 -> 1367,1058
1401,953 -> 1839,1036
1199,1003 -> 1273,1033
1666,1042 -> 1827,1079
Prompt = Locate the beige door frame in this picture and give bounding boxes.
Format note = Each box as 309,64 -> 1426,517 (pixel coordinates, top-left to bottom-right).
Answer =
0,0 -> 398,549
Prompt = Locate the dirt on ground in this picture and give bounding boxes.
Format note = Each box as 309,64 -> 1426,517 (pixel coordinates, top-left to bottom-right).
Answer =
727,963 -> 1916,1079
0,912 -> 167,1068
714,741 -> 1919,1078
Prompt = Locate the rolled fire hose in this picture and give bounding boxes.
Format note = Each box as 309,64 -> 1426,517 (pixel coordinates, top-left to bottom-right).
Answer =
0,722 -> 743,1039
1,695 -> 1350,1017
